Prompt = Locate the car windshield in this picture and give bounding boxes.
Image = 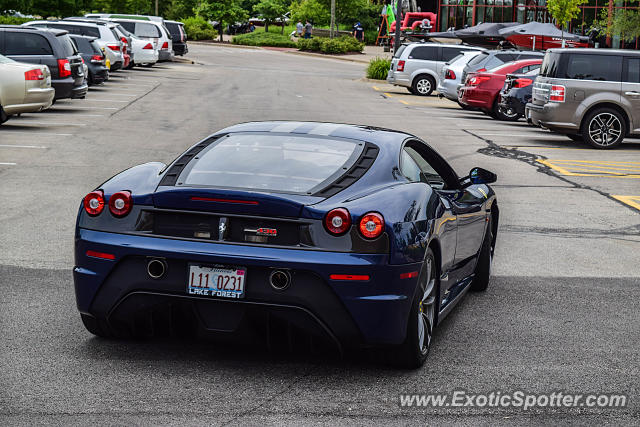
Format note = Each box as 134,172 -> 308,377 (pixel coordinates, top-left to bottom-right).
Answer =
394,44 -> 407,58
0,54 -> 15,63
183,133 -> 361,193
136,22 -> 161,38
467,52 -> 488,67
57,34 -> 78,56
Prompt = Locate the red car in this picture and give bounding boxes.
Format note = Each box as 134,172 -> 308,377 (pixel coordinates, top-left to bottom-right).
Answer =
459,59 -> 542,121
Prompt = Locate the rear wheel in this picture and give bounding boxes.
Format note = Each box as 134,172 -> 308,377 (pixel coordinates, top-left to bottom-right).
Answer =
412,75 -> 435,96
407,87 -> 417,95
470,216 -> 494,292
392,249 -> 438,368
80,314 -> 112,338
494,101 -> 520,121
581,108 -> 626,149
0,105 -> 9,124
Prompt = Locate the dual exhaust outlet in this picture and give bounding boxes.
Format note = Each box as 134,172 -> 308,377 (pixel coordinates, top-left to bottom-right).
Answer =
146,258 -> 291,291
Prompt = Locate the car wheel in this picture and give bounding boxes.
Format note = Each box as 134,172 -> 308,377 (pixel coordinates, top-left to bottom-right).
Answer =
412,75 -> 435,96
0,105 -> 9,124
80,314 -> 112,338
581,108 -> 626,149
407,87 -> 417,95
494,102 -> 520,121
567,134 -> 583,142
471,215 -> 493,292
393,249 -> 438,368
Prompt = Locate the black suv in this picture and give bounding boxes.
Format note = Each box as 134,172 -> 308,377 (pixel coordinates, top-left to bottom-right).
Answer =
0,26 -> 87,100
69,35 -> 109,86
165,20 -> 188,56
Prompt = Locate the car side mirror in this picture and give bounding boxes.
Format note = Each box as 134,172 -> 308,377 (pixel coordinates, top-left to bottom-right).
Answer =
468,167 -> 497,185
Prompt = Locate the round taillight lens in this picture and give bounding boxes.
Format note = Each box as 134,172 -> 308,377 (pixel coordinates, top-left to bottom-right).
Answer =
109,191 -> 133,217
84,190 -> 105,216
359,212 -> 384,239
324,208 -> 351,236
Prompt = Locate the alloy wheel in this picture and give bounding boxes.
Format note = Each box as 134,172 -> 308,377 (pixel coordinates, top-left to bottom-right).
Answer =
588,113 -> 622,147
417,257 -> 437,354
416,79 -> 432,95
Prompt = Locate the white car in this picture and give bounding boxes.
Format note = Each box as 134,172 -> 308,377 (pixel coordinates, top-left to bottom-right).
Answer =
109,18 -> 173,62
437,50 -> 485,102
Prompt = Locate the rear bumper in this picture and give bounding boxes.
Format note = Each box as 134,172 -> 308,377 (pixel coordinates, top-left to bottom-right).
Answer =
74,229 -> 421,347
527,102 -> 579,132
4,87 -> 55,114
173,43 -> 188,56
387,71 -> 410,87
133,49 -> 159,64
499,93 -> 526,117
52,78 -> 87,100
459,86 -> 493,109
159,49 -> 174,61
437,79 -> 460,101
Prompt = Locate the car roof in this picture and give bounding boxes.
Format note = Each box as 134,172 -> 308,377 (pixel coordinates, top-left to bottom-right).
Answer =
164,20 -> 184,25
2,25 -> 67,36
213,121 -> 412,147
69,34 -> 98,41
28,20 -> 102,28
547,48 -> 640,56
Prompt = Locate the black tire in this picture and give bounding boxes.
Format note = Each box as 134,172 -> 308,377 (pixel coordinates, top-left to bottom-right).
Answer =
407,87 -> 417,95
412,75 -> 435,96
81,314 -> 112,338
471,216 -> 494,292
457,100 -> 473,111
0,105 -> 9,124
567,134 -> 583,142
493,101 -> 520,121
392,249 -> 438,369
581,107 -> 626,149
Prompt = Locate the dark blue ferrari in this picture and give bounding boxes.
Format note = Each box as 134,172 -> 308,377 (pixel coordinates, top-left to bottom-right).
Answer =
74,121 -> 499,368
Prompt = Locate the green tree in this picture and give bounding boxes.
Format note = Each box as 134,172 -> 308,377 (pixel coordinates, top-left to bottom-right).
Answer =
291,0 -> 330,27
546,0 -> 587,45
595,1 -> 640,43
196,0 -> 248,42
253,0 -> 288,33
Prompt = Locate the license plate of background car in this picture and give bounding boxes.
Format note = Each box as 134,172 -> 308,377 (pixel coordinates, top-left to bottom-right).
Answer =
187,264 -> 246,299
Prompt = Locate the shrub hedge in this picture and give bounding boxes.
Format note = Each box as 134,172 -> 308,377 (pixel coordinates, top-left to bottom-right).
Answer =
366,57 -> 391,80
232,31 -> 297,47
182,16 -> 217,41
297,36 -> 364,54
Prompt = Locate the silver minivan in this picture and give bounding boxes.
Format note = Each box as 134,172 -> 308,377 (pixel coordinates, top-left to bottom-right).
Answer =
527,48 -> 640,149
387,42 -> 485,96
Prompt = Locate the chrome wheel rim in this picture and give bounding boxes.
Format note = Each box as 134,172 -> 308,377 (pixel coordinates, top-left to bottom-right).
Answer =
417,257 -> 436,354
417,79 -> 431,94
588,113 -> 622,146
501,106 -> 517,118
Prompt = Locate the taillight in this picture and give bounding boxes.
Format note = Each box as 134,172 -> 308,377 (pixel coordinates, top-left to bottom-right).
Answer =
83,190 -> 105,216
397,60 -> 405,72
121,37 -> 128,45
109,191 -> 133,217
324,208 -> 351,236
445,69 -> 456,80
476,68 -> 486,72
161,41 -> 169,49
90,54 -> 104,63
57,59 -> 71,78
107,44 -> 121,51
514,78 -> 533,88
143,43 -> 153,49
468,76 -> 490,86
24,69 -> 44,80
359,212 -> 384,239
550,85 -> 565,102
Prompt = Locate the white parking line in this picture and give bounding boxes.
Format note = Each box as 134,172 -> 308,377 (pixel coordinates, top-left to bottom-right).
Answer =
11,121 -> 87,126
54,106 -> 118,110
81,99 -> 130,103
0,144 -> 47,149
86,92 -> 138,97
39,113 -> 106,117
0,162 -> 17,165
0,130 -> 72,136
476,133 -> 567,138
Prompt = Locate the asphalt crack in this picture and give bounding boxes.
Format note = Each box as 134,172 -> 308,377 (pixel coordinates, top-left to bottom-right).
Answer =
463,129 -> 640,215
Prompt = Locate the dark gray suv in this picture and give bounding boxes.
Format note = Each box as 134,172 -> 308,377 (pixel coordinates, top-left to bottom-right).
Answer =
527,48 -> 640,149
0,25 -> 87,100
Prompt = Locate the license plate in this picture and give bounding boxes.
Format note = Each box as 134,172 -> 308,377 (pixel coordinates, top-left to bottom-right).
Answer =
187,264 -> 246,299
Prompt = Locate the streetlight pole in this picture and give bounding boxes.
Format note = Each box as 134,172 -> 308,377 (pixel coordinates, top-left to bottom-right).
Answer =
330,0 -> 336,38
394,0 -> 402,53
155,0 -> 159,16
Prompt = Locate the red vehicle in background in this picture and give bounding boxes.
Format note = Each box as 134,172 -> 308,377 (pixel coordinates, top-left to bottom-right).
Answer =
390,12 -> 437,33
458,58 -> 542,121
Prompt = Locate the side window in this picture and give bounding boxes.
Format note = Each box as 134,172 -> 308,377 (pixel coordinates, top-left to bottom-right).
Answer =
409,46 -> 438,61
4,32 -> 53,55
400,149 -> 422,183
623,57 -> 640,83
565,54 -> 622,81
441,47 -> 465,62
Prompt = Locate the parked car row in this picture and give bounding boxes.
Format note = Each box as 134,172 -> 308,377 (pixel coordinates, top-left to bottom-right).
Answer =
388,41 -> 640,149
0,15 -> 188,126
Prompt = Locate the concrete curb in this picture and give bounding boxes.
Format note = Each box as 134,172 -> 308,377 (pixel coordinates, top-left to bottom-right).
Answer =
282,49 -> 370,64
188,41 -> 262,50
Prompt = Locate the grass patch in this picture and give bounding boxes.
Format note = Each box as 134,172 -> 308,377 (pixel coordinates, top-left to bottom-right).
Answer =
297,36 -> 364,54
0,16 -> 31,25
232,31 -> 297,47
366,57 -> 391,80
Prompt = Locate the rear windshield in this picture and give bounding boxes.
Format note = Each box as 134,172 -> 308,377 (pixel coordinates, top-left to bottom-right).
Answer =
136,22 -> 161,38
0,54 -> 15,63
467,52 -> 488,67
539,52 -> 561,78
57,34 -> 78,57
183,134 -> 361,193
89,40 -> 103,55
117,21 -> 136,33
70,36 -> 92,53
394,44 -> 407,58
165,22 -> 180,35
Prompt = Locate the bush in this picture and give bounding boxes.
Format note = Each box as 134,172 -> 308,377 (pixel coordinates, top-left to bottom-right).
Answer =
0,16 -> 31,25
366,57 -> 391,80
297,36 -> 364,54
232,31 -> 297,47
182,16 -> 218,41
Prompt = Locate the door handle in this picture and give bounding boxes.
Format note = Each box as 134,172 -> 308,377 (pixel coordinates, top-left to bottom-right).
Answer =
625,91 -> 640,96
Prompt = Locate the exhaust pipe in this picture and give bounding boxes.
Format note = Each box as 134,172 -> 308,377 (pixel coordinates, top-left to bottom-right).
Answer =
269,270 -> 291,291
147,258 -> 167,279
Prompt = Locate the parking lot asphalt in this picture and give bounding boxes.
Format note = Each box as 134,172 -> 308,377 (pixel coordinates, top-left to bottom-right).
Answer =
1,44 -> 639,424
